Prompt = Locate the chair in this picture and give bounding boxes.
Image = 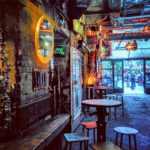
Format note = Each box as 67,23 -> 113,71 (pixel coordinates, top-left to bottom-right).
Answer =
91,141 -> 122,150
64,133 -> 89,150
114,127 -> 138,150
80,121 -> 97,142
115,93 -> 125,116
105,94 -> 117,120
105,93 -> 125,120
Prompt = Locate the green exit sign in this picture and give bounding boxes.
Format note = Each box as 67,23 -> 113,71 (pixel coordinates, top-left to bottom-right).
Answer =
55,47 -> 65,56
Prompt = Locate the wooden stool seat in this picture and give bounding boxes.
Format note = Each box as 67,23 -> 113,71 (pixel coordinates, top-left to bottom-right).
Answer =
81,121 -> 97,129
64,133 -> 89,150
114,127 -> 138,150
81,121 -> 97,142
114,127 -> 138,135
91,141 -> 122,150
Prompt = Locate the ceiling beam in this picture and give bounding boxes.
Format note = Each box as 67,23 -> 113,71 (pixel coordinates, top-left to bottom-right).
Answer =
107,33 -> 150,41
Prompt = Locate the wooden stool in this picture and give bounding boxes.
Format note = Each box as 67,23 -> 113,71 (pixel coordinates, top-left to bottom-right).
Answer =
81,121 -> 97,142
91,141 -> 122,150
114,127 -> 138,150
64,133 -> 89,150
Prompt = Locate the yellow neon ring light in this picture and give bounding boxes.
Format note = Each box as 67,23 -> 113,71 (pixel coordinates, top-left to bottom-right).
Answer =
35,16 -> 54,64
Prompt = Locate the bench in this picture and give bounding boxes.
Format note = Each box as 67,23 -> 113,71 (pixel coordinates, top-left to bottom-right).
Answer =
0,114 -> 70,150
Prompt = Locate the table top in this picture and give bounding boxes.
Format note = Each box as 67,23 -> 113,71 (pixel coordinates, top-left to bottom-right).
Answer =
64,133 -> 89,142
82,99 -> 122,108
114,127 -> 138,135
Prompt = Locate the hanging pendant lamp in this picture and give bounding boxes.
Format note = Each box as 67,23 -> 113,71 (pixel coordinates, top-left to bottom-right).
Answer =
125,40 -> 137,51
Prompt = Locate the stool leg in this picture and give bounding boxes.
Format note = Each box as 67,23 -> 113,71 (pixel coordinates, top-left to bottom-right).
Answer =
69,143 -> 72,150
65,141 -> 68,150
87,129 -> 89,137
82,126 -> 85,133
114,107 -> 117,120
84,141 -> 88,150
134,135 -> 137,150
120,134 -> 123,148
129,135 -> 131,150
115,133 -> 118,145
93,128 -> 95,143
80,141 -> 82,150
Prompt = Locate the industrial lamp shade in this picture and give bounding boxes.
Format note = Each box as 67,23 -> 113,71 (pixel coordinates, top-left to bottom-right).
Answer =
125,40 -> 137,51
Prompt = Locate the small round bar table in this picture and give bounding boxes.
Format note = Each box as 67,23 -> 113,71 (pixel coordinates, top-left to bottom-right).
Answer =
82,99 -> 122,143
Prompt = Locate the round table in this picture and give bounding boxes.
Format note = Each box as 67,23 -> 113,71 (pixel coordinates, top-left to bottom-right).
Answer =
82,99 -> 122,142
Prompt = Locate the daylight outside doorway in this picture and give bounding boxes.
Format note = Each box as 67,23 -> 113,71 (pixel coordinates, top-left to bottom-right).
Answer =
124,60 -> 144,94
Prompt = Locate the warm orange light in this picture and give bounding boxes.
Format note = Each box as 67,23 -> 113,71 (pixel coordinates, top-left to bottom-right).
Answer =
85,30 -> 97,36
35,16 -> 54,64
125,41 -> 137,51
88,76 -> 96,85
76,34 -> 82,40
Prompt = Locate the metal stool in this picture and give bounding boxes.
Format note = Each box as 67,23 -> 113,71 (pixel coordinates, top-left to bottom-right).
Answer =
81,121 -> 97,142
114,127 -> 138,150
64,133 -> 89,150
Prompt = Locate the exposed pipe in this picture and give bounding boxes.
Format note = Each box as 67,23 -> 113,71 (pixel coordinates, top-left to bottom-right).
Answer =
106,32 -> 150,40
113,14 -> 150,20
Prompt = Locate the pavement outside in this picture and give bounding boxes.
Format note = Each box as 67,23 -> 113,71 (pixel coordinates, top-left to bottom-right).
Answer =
63,94 -> 150,150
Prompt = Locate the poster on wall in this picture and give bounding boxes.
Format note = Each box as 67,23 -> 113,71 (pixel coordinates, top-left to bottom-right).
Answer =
70,47 -> 82,120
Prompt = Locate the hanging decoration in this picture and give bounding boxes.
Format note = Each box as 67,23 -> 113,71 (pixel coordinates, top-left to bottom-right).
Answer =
0,28 -> 11,129
87,51 -> 97,86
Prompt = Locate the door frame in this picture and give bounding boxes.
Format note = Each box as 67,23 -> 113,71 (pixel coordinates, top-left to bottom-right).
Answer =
100,58 -> 149,94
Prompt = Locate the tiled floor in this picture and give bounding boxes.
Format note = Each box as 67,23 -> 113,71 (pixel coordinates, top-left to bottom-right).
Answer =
64,94 -> 150,150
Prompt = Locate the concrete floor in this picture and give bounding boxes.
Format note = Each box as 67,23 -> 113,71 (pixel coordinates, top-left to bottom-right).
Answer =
64,94 -> 150,150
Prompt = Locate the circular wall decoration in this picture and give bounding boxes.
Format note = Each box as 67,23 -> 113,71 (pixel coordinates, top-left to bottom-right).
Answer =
35,16 -> 54,64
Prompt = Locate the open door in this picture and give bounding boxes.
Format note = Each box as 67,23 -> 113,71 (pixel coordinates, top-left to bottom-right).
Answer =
70,47 -> 83,130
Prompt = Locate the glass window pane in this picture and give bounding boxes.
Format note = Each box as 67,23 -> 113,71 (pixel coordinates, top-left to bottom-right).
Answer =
114,61 -> 123,89
145,60 -> 150,73
102,70 -> 113,87
146,74 -> 150,88
102,61 -> 112,69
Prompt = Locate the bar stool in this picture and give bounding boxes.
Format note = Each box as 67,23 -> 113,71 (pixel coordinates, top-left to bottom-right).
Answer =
80,121 -> 97,142
64,133 -> 89,150
114,127 -> 138,150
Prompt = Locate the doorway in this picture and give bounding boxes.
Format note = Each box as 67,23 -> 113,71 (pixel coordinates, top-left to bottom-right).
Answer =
100,59 -> 146,94
123,60 -> 144,94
